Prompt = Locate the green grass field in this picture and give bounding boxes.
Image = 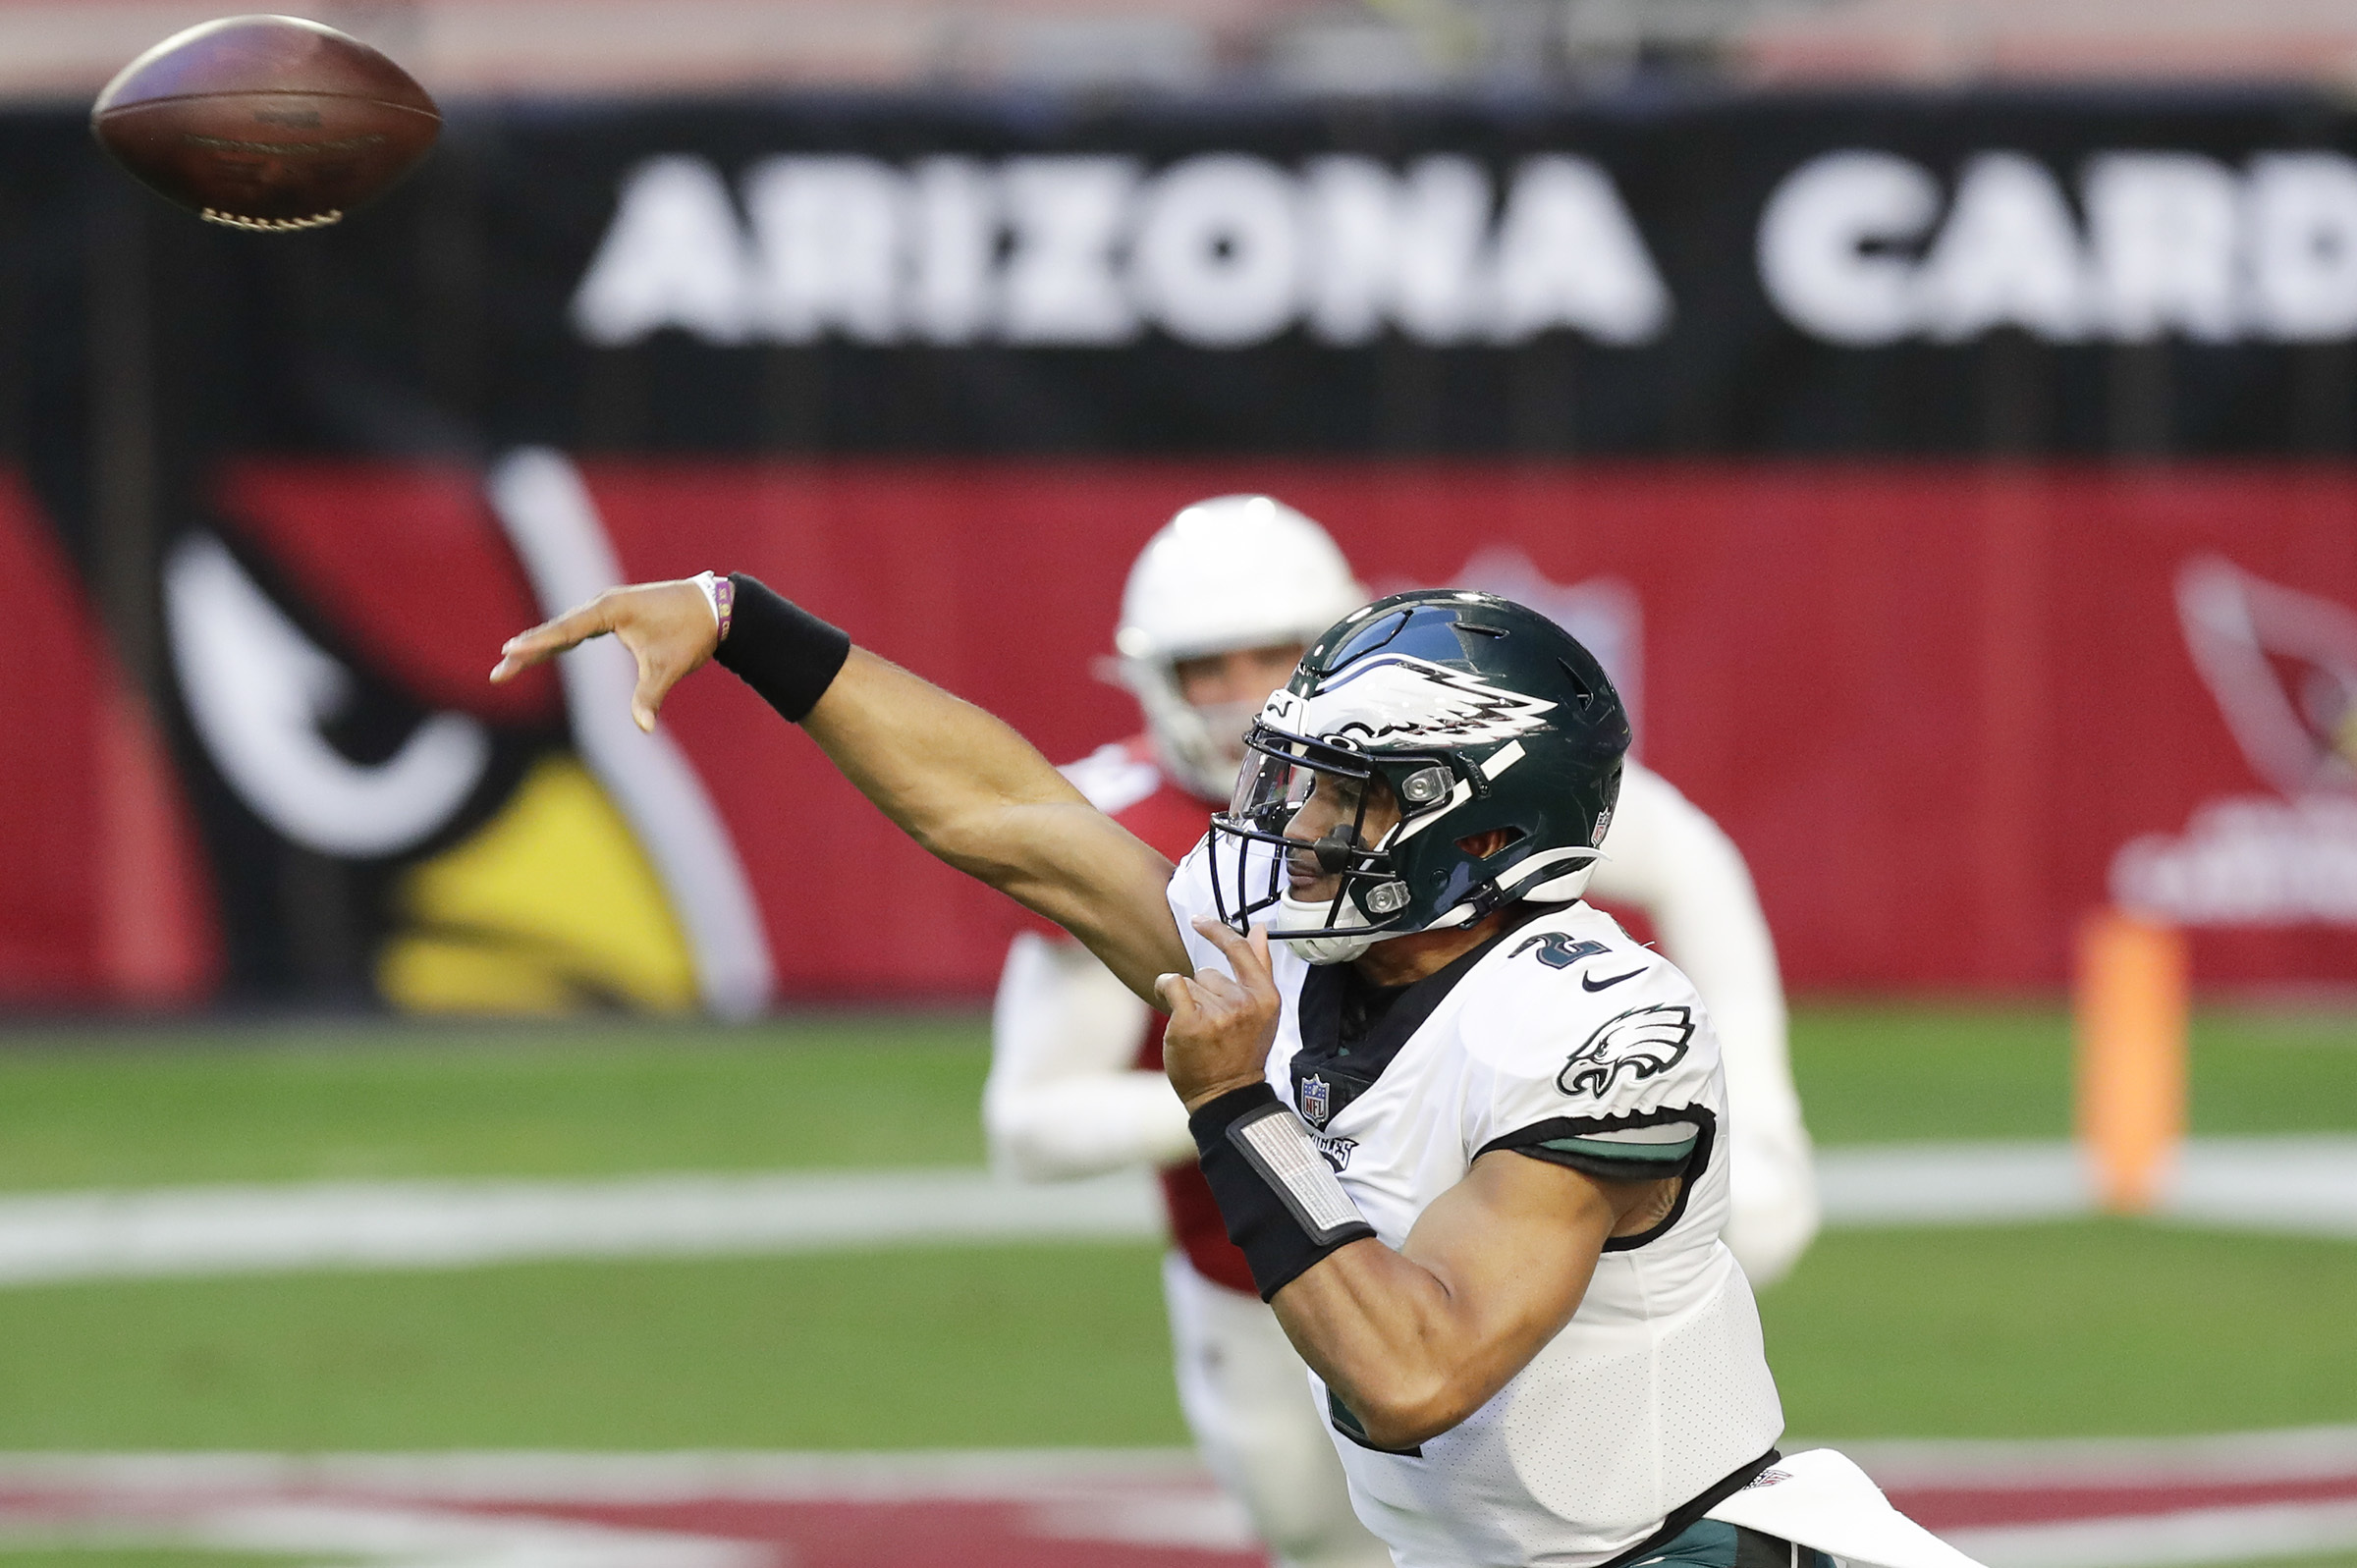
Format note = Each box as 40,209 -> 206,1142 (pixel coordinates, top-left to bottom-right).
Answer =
0,1002 -> 2345,1455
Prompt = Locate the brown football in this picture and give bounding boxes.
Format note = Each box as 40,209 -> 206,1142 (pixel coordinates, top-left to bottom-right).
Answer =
91,15 -> 439,232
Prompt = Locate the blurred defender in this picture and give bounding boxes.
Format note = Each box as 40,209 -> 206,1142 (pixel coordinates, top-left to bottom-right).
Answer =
985,497 -> 1818,1568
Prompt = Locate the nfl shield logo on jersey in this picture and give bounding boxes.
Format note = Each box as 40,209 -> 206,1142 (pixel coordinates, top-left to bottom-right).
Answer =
1299,1073 -> 1332,1128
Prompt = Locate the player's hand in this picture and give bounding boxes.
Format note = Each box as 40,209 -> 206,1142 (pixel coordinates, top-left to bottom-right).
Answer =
490,579 -> 717,733
1158,918 -> 1282,1113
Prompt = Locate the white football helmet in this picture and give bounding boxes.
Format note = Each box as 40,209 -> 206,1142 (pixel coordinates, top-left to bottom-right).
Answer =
1115,496 -> 1367,802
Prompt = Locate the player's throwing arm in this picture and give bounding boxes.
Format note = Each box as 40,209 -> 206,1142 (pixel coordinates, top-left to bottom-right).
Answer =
490,574 -> 1187,1000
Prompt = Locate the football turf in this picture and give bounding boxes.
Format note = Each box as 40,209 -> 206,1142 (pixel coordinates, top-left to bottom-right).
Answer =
0,1221 -> 2349,1449
0,1003 -> 2343,1455
0,1003 -> 2347,1190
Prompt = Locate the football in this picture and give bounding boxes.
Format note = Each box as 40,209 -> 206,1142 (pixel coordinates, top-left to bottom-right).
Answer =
90,15 -> 439,232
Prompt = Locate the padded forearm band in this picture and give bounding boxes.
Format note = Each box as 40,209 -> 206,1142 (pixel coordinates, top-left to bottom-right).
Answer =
1191,1083 -> 1376,1302
713,573 -> 851,724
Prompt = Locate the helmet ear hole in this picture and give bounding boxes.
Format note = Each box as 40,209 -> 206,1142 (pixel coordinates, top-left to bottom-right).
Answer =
1456,826 -> 1526,859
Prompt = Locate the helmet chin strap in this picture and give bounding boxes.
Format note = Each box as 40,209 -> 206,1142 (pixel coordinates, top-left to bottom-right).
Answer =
1270,891 -> 1382,965
1273,850 -> 1606,966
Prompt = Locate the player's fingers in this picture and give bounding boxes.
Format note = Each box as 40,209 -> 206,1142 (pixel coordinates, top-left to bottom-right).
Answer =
1193,917 -> 1277,998
629,649 -> 668,733
624,635 -> 691,734
1186,967 -> 1244,1009
490,600 -> 612,682
1244,925 -> 1275,995
1153,972 -> 1197,1020
1190,916 -> 1255,968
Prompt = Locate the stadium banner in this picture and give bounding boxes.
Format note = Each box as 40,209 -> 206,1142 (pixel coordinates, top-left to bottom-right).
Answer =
2,91 -> 2355,1009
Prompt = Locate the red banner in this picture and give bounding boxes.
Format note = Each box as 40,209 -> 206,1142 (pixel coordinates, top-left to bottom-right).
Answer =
9,458 -> 2355,1008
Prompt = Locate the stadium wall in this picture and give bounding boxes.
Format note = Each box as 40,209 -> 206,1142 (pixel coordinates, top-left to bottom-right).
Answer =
2,92 -> 2354,1009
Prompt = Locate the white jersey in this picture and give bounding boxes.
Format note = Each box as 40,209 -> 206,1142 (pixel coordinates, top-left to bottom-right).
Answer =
1170,845 -> 1785,1568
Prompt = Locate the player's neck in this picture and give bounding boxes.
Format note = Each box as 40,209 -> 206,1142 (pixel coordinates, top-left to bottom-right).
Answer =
1350,908 -> 1518,988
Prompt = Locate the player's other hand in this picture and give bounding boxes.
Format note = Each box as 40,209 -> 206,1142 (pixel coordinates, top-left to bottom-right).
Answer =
490,578 -> 716,733
1158,918 -> 1282,1112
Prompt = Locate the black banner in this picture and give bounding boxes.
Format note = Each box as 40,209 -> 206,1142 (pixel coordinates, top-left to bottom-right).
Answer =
8,87 -> 2357,485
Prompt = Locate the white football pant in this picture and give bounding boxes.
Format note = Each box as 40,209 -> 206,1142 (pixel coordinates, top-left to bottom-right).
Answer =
1162,1251 -> 1395,1568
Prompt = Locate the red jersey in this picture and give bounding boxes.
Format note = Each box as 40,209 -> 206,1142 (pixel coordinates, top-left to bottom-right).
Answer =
1060,736 -> 1260,1297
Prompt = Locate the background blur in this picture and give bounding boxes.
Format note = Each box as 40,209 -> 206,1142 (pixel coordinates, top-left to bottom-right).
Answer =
0,2 -> 2353,1566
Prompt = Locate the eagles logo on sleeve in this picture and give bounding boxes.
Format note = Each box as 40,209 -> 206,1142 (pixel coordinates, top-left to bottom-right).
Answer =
1556,1003 -> 1696,1099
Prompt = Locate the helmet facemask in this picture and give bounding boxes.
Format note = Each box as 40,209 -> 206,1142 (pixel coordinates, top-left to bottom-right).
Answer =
1210,720 -> 1441,964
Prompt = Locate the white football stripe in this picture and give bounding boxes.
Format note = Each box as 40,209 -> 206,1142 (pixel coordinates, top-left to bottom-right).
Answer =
0,1138 -> 2336,1287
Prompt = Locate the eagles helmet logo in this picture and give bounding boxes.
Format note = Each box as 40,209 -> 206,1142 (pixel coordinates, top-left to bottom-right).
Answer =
1303,654 -> 1559,749
1557,1004 -> 1697,1099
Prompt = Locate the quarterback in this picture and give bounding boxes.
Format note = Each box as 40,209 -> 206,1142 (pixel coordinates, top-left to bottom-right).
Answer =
989,498 -> 1818,1567
491,570 -> 1971,1568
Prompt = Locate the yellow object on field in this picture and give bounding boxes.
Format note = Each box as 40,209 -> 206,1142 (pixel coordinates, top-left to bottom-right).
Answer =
378,752 -> 698,1014
2074,910 -> 2189,1214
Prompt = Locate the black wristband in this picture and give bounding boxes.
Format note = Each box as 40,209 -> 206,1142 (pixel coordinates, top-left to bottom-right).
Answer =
713,573 -> 851,724
1191,1083 -> 1376,1302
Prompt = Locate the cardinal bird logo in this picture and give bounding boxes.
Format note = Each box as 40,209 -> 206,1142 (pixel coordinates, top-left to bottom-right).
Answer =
2109,560 -> 2357,926
1557,1004 -> 1696,1099
2177,557 -> 2357,797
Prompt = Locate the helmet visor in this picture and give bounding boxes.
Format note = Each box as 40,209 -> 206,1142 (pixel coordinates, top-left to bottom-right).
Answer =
1207,722 -> 1406,937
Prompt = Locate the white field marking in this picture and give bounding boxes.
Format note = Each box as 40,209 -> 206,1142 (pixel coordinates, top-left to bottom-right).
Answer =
1946,1499 -> 2357,1568
8,1439 -> 2357,1568
1827,1428 -> 2357,1568
0,1169 -> 1160,1286
1822,1425 -> 2357,1487
0,1448 -> 1210,1505
1815,1142 -> 2097,1223
2166,1136 -> 2357,1239
1816,1135 -> 2357,1232
1023,1493 -> 1258,1552
0,1449 -> 1248,1562
0,1136 -> 2347,1289
0,1500 -> 778,1568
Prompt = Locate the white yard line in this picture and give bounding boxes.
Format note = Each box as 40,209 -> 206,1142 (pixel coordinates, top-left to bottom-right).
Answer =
0,1169 -> 1162,1286
1816,1135 -> 2357,1232
1815,1143 -> 2097,1223
1832,1428 -> 2357,1568
0,1137 -> 2344,1287
1947,1499 -> 2357,1568
1829,1425 -> 2357,1487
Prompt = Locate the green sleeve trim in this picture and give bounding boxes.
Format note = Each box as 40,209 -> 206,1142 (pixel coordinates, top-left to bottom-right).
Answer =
1539,1132 -> 1698,1165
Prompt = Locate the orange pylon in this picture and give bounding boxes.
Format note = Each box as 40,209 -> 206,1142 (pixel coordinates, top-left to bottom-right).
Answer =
2074,910 -> 2189,1213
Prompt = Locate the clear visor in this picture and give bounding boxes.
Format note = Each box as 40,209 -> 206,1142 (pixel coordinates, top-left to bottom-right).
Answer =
1225,736 -> 1376,836
1207,723 -> 1406,937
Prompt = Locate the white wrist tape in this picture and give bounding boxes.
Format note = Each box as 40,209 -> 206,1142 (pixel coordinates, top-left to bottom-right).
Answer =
690,570 -> 722,628
1229,1103 -> 1366,1242
1193,1084 -> 1375,1300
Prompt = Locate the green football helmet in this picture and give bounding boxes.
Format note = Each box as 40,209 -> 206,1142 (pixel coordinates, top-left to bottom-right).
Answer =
1209,590 -> 1631,963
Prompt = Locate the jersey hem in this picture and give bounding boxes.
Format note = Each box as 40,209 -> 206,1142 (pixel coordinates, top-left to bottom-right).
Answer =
1594,1445 -> 1782,1568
